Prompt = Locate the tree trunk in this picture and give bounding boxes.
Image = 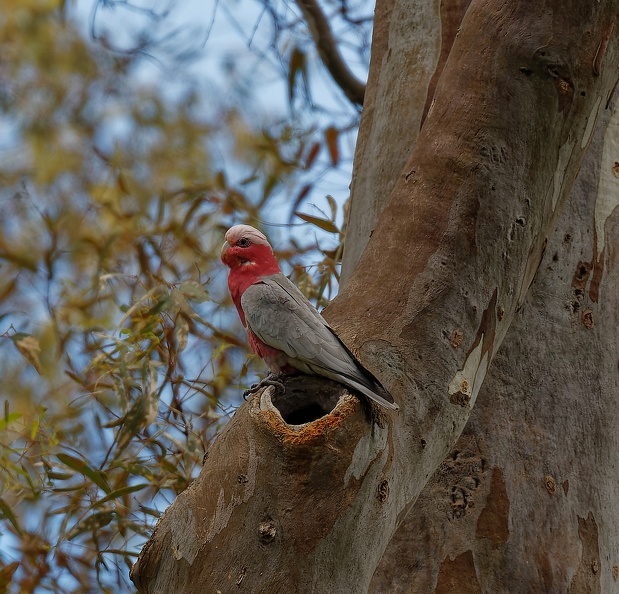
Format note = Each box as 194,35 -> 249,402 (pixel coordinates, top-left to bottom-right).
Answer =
131,1 -> 619,592
369,101 -> 619,594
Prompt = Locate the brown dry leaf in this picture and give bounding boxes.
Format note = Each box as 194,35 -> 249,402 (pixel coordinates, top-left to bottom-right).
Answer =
13,334 -> 43,375
0,561 -> 19,590
324,126 -> 340,166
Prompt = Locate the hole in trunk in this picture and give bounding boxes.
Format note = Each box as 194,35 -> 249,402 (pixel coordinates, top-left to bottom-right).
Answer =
270,376 -> 347,424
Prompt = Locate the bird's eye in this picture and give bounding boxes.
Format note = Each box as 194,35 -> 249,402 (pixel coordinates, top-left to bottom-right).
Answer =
237,237 -> 251,248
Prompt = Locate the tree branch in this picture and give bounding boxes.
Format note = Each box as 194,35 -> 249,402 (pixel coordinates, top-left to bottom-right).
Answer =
294,0 -> 366,106
340,0 -> 442,284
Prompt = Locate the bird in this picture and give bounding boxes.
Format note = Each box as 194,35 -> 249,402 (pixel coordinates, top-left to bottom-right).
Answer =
220,224 -> 398,411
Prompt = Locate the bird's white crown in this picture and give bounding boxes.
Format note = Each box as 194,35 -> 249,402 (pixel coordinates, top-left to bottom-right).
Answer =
225,225 -> 271,247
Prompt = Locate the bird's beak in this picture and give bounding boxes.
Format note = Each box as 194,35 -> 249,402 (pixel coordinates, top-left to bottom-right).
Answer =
220,240 -> 230,261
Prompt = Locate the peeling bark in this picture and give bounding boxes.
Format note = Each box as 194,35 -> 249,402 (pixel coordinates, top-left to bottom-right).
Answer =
132,1 -> 619,592
435,550 -> 482,594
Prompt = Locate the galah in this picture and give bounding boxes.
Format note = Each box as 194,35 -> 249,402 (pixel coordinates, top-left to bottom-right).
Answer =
220,224 -> 398,411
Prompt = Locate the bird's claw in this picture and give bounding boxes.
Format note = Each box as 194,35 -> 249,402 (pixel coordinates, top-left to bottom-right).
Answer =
243,374 -> 286,400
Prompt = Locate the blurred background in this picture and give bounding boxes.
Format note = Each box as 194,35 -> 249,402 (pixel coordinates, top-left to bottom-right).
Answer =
0,0 -> 372,591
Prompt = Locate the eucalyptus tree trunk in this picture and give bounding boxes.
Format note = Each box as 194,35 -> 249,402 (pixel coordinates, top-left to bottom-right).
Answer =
131,1 -> 619,592
369,104 -> 619,593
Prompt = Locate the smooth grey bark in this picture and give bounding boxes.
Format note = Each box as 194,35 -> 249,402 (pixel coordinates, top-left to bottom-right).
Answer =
132,1 -> 619,592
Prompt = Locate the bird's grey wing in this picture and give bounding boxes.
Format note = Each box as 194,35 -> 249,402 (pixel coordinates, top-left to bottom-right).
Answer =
241,275 -> 359,374
242,275 -> 399,411
261,273 -> 330,327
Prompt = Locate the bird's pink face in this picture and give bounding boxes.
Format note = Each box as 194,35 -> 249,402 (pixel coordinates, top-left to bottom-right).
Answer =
220,225 -> 280,275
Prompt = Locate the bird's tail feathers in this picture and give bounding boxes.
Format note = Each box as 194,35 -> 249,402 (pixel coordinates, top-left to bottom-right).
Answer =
343,375 -> 399,411
316,367 -> 399,411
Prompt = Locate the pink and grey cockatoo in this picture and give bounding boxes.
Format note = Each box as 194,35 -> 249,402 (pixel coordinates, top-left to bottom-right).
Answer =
220,224 -> 398,411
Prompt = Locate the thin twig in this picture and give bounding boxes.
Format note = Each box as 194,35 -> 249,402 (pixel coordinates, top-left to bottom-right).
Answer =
294,0 -> 366,106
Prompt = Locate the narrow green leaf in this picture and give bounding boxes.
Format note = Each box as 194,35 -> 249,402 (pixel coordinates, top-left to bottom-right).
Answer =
57,453 -> 111,494
295,212 -> 339,234
239,173 -> 259,186
0,497 -> 23,536
0,412 -> 21,431
31,416 -> 40,440
67,511 -> 114,540
92,483 -> 149,508
138,504 -> 162,519
102,549 -> 140,558
46,470 -> 75,480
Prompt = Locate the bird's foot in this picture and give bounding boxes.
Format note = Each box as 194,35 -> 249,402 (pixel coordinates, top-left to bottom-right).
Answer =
243,374 -> 286,400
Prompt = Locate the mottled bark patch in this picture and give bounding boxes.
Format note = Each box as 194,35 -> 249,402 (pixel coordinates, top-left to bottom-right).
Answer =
450,388 -> 471,407
544,474 -> 557,495
562,479 -> 569,495
450,329 -> 464,348
568,512 -> 601,594
572,260 -> 592,289
434,550 -> 482,594
475,466 -> 509,544
582,309 -> 595,329
431,434 -> 487,520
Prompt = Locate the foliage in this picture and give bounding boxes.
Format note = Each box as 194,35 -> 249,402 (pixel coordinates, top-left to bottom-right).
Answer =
0,0 -> 366,591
